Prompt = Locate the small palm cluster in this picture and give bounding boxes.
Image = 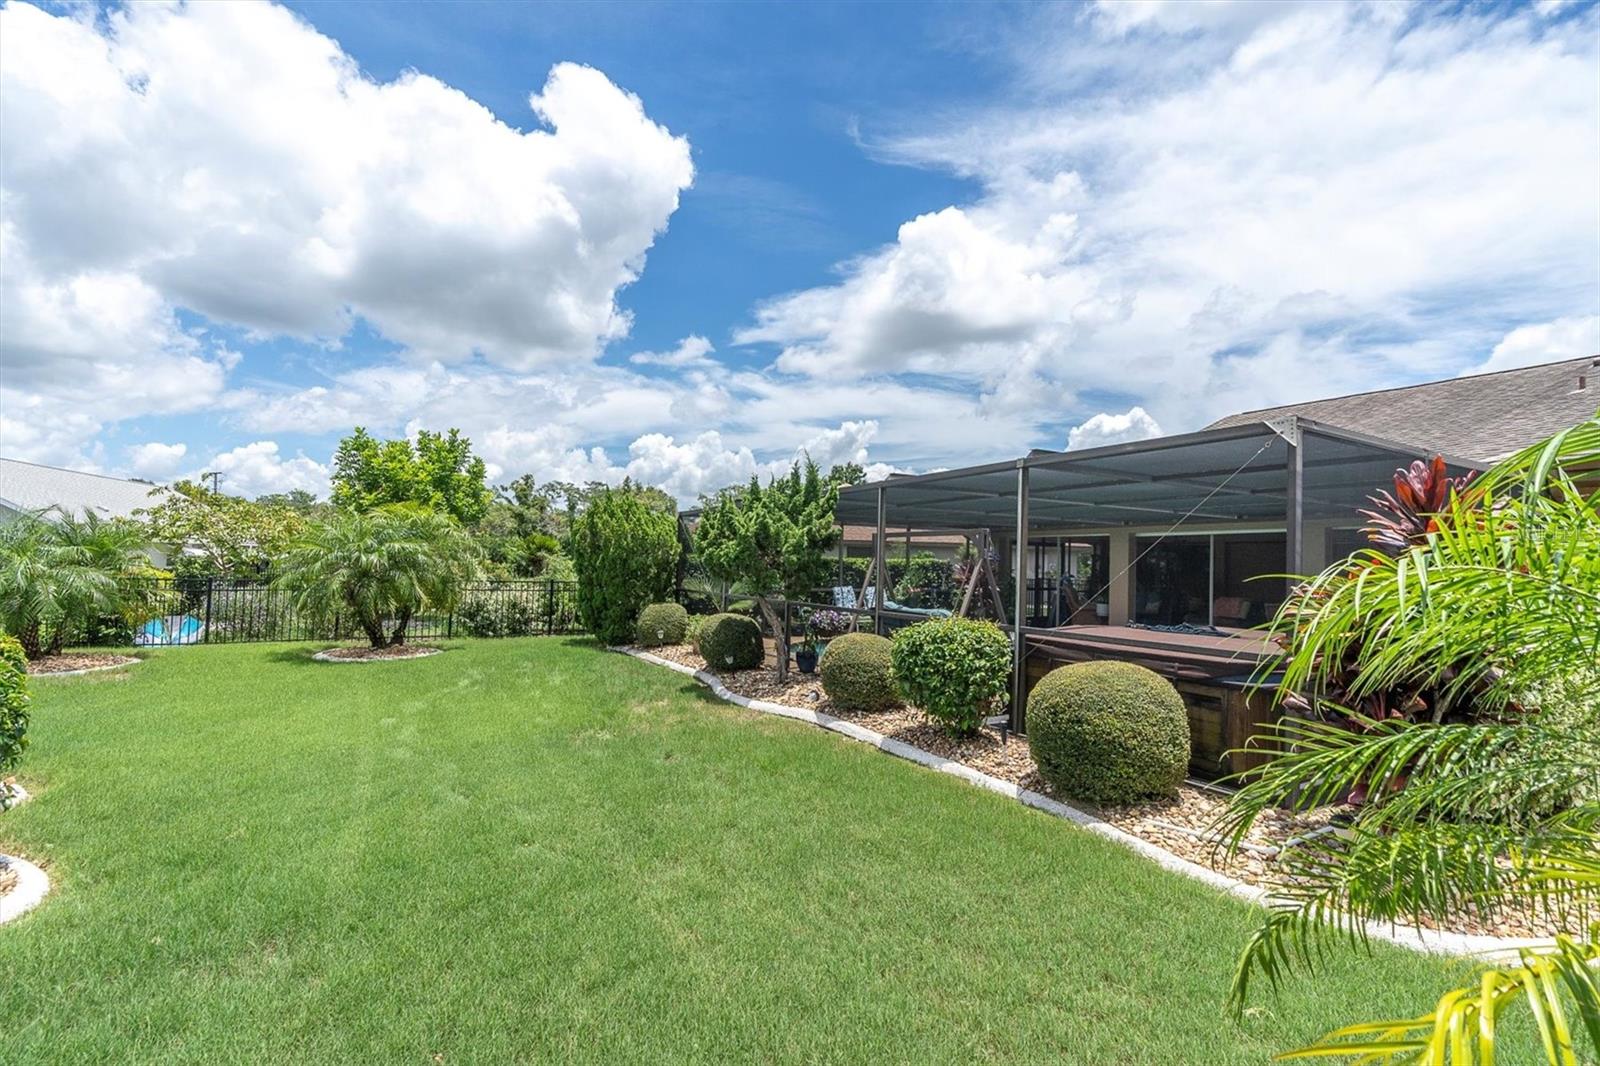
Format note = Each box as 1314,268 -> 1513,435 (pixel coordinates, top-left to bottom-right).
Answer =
0,509 -> 148,659
275,505 -> 479,649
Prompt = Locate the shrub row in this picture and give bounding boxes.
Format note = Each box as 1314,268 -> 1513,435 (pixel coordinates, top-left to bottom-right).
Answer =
0,635 -> 30,799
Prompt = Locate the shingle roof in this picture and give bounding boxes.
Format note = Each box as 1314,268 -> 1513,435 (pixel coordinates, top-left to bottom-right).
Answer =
0,458 -> 164,520
1206,356 -> 1600,462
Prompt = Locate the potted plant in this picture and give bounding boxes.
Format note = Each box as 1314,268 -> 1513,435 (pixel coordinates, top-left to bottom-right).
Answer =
794,629 -> 820,674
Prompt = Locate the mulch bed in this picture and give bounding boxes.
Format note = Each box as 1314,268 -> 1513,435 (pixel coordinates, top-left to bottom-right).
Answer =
28,653 -> 139,675
315,645 -> 442,662
0,860 -> 16,900
638,642 -> 1585,940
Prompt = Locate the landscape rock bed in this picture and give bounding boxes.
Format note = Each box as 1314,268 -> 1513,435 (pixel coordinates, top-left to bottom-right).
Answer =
641,642 -> 1577,940
314,645 -> 443,663
29,653 -> 140,676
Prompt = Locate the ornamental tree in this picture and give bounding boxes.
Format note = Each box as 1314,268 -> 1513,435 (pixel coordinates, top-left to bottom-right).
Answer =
140,480 -> 309,575
693,459 -> 844,675
331,427 -> 492,526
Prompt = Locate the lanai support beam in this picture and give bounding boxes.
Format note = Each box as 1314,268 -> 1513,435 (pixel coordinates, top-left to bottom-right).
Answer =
1010,461 -> 1030,733
873,484 -> 887,635
1276,416 -> 1305,576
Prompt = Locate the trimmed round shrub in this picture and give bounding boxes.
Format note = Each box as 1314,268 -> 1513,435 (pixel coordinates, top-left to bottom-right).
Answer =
636,602 -> 689,647
696,612 -> 763,670
0,634 -> 31,793
819,632 -> 899,712
1027,661 -> 1189,805
891,619 -> 1011,736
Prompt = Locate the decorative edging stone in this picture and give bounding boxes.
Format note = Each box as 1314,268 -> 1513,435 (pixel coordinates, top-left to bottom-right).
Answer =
0,782 -> 29,812
311,647 -> 443,664
618,646 -> 1556,961
0,854 -> 50,925
32,657 -> 142,679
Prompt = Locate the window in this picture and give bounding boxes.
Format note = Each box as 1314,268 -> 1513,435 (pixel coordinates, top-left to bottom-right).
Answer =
1134,532 -> 1286,628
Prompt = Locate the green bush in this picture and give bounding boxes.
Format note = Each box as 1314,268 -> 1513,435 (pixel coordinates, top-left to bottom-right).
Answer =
0,634 -> 30,793
696,613 -> 763,670
636,602 -> 689,647
570,490 -> 679,646
1026,661 -> 1190,804
819,632 -> 900,712
890,619 -> 1011,735
456,594 -> 539,637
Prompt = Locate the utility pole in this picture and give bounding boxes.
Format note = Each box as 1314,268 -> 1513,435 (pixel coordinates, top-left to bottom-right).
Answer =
201,471 -> 223,494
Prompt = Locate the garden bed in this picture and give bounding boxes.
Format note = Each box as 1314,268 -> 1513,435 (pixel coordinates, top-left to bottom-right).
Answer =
312,645 -> 442,663
28,653 -> 140,676
645,642 -> 1582,940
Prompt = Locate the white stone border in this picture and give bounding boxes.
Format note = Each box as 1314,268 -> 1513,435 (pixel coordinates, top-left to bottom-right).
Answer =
0,854 -> 48,924
311,646 -> 443,664
618,646 -> 1557,961
0,782 -> 29,812
31,656 -> 142,679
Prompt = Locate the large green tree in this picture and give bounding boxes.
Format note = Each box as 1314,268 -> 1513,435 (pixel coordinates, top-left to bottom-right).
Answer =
569,488 -> 679,645
0,509 -> 147,658
477,474 -> 565,578
1221,419 -> 1600,1063
274,505 -> 480,648
331,428 -> 492,525
693,459 -> 845,676
140,481 -> 310,575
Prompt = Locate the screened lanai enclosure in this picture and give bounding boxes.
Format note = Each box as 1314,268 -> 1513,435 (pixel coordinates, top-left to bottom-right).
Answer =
831,416 -> 1479,777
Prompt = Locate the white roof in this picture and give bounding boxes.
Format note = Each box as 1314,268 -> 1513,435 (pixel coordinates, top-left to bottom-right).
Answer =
0,458 -> 164,520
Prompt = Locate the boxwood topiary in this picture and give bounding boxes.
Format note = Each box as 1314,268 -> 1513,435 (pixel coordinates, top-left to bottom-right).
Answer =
890,618 -> 1012,736
696,612 -> 763,670
0,634 -> 31,793
819,631 -> 900,712
636,602 -> 689,647
1027,660 -> 1189,804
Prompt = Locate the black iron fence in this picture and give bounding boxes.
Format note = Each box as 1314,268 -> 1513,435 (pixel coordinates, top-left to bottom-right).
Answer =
76,578 -> 585,647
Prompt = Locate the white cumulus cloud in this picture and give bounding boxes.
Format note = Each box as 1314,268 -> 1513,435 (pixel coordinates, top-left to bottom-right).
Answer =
125,442 -> 189,479
1471,315 -> 1600,375
0,0 -> 691,465
191,441 -> 330,500
1066,407 -> 1163,450
630,335 -> 718,368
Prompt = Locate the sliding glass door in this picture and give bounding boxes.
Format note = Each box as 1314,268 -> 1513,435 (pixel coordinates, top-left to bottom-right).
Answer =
1133,532 -> 1286,629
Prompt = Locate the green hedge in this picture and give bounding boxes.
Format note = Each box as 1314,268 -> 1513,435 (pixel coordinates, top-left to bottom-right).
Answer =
819,632 -> 900,711
1026,661 -> 1189,805
636,602 -> 689,647
570,490 -> 679,646
890,619 -> 1011,735
0,634 -> 30,791
696,613 -> 763,670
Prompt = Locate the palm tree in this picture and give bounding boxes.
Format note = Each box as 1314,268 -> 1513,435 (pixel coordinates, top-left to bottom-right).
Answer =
1220,418 -> 1600,1063
0,508 -> 147,658
275,505 -> 479,648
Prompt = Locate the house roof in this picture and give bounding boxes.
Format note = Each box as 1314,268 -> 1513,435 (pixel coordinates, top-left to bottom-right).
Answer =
840,523 -> 966,546
0,458 -> 164,520
1206,356 -> 1599,463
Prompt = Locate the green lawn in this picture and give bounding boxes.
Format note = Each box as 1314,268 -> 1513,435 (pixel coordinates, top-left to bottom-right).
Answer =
1,638 -> 1483,1063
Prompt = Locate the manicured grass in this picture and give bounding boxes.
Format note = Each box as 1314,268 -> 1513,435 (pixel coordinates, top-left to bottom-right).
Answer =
1,639 -> 1486,1062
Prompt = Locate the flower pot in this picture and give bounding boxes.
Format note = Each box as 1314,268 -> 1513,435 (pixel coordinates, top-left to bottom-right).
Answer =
794,647 -> 819,674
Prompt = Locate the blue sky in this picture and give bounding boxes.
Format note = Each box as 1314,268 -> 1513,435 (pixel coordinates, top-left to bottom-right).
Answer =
2,0 -> 1597,500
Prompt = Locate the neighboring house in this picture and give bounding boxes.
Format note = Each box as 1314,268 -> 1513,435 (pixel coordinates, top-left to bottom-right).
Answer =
836,355 -> 1598,774
0,457 -> 169,565
840,523 -> 965,561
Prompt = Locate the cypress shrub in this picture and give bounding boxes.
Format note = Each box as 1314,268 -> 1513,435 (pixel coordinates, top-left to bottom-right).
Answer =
1026,660 -> 1189,804
570,490 -> 679,646
819,632 -> 899,711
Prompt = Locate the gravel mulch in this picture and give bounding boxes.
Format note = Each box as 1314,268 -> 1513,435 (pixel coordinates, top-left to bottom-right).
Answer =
28,652 -> 139,675
315,644 -> 442,662
634,642 -> 1583,940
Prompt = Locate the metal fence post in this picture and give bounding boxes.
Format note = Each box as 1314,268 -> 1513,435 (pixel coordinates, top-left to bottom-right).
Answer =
545,579 -> 556,635
203,577 -> 214,642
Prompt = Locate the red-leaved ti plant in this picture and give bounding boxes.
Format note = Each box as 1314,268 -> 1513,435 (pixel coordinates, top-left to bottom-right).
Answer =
1359,455 -> 1476,554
